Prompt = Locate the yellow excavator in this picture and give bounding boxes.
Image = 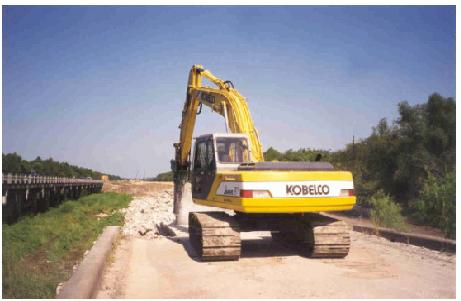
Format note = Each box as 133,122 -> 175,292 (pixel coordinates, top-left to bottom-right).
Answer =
172,65 -> 356,261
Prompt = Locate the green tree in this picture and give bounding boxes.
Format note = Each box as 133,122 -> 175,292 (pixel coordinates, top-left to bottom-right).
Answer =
2,153 -> 23,174
413,171 -> 456,238
264,147 -> 282,161
2,153 -> 122,180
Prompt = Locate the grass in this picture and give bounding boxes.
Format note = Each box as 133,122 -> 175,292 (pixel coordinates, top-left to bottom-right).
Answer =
2,192 -> 131,299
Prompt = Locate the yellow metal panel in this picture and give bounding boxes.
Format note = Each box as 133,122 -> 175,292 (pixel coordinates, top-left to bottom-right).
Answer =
193,196 -> 356,213
194,170 -> 356,213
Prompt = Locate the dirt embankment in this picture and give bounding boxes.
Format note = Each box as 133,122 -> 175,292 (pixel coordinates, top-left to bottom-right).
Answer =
103,180 -> 173,197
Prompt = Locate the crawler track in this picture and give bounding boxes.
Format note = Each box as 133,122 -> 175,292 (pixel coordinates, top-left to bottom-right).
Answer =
188,212 -> 241,261
307,218 -> 351,258
272,214 -> 351,258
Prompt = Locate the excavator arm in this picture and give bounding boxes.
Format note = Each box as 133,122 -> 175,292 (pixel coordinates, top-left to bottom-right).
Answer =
173,65 -> 264,175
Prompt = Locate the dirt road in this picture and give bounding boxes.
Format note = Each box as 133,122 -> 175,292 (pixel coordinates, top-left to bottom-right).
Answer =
97,231 -> 454,298
97,181 -> 455,298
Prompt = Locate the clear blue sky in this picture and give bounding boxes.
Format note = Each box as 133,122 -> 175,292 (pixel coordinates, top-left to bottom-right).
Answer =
3,6 -> 456,178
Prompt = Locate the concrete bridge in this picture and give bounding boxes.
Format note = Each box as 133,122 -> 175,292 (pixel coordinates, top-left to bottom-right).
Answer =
2,173 -> 103,223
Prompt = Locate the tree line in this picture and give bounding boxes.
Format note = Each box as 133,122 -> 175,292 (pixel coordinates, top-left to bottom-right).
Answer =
2,153 -> 122,180
265,93 -> 455,238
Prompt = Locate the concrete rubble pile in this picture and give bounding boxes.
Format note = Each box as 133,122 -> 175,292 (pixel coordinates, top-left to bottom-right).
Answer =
120,189 -> 175,239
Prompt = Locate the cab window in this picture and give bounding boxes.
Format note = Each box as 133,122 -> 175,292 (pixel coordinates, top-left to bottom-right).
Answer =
216,137 -> 250,163
206,139 -> 215,169
194,141 -> 207,170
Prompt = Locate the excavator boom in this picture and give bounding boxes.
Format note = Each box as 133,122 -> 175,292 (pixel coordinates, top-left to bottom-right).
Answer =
175,65 -> 263,173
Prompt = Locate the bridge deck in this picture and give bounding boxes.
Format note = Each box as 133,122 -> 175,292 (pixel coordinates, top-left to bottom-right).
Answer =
2,173 -> 104,223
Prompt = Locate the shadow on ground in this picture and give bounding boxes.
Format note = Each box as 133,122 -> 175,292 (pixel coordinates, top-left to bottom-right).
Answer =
166,232 -> 301,262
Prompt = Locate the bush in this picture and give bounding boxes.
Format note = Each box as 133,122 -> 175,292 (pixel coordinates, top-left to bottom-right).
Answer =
412,171 -> 455,239
155,171 -> 174,181
369,190 -> 408,231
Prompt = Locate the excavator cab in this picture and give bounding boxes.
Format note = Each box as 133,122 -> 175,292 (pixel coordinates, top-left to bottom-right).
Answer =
191,133 -> 251,199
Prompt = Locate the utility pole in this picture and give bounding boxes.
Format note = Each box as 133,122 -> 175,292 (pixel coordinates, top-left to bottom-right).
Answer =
352,133 -> 355,161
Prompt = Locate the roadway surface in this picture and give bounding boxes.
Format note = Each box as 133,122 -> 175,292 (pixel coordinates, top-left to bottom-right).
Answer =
97,229 -> 455,298
96,181 -> 455,298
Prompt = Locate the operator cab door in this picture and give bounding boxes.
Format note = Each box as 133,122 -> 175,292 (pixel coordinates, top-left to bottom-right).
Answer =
192,137 -> 216,200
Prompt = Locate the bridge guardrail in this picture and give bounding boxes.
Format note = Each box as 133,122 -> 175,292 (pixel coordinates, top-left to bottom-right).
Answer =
2,173 -> 104,224
2,173 -> 103,186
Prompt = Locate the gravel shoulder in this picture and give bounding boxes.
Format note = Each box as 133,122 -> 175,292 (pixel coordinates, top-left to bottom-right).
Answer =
96,181 -> 456,299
